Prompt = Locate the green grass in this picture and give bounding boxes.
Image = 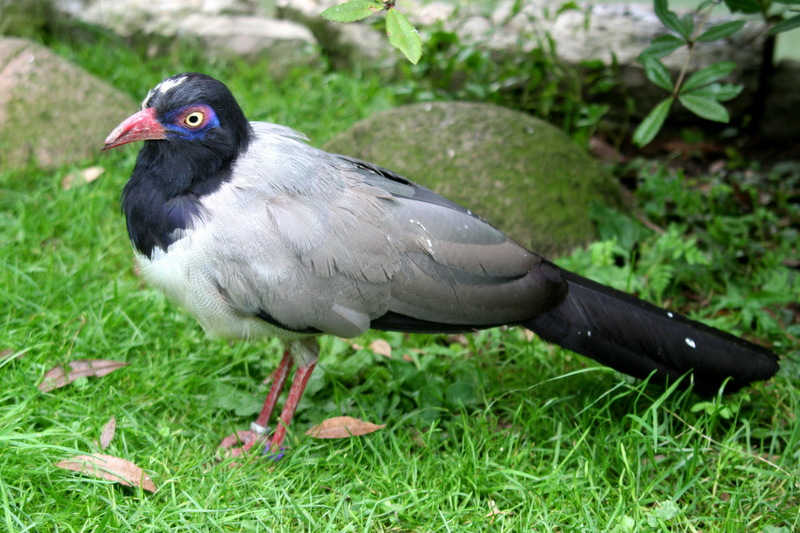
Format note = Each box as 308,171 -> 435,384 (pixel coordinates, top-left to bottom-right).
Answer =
1,36 -> 798,531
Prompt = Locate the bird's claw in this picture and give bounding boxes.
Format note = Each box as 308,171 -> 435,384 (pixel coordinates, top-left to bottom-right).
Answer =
218,430 -> 287,461
218,430 -> 269,458
263,443 -> 287,461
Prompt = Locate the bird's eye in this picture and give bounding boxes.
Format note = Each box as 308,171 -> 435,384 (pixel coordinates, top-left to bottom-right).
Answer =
184,111 -> 205,128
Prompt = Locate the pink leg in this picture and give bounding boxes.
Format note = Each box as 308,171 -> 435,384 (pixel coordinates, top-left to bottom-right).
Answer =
254,350 -> 294,429
219,349 -> 293,456
268,361 -> 317,451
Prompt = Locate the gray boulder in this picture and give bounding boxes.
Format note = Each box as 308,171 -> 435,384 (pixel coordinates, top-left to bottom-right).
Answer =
174,14 -> 320,74
324,102 -> 627,257
0,37 -> 136,170
74,0 -> 321,77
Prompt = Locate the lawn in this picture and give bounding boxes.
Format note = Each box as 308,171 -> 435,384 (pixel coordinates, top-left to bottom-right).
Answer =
1,36 -> 798,532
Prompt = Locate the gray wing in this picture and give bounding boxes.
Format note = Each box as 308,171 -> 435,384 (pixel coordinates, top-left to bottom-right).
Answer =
202,123 -> 564,339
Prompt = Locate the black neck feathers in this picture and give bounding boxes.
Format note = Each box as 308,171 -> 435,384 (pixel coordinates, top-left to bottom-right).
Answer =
120,73 -> 253,257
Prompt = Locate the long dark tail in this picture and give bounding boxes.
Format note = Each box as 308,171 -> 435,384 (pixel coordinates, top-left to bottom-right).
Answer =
524,261 -> 780,395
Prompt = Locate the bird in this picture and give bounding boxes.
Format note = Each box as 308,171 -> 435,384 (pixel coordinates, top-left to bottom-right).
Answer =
102,72 -> 779,457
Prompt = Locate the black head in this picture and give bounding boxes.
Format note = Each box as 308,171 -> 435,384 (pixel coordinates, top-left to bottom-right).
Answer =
105,72 -> 253,197
104,73 -> 253,257
141,72 -> 251,153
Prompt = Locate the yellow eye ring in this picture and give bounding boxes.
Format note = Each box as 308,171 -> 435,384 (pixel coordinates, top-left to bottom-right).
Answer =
184,111 -> 205,128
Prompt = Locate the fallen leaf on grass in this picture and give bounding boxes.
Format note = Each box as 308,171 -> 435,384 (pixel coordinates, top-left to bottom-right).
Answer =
39,360 -> 129,392
306,416 -> 385,439
0,349 -> 15,359
56,454 -> 157,493
368,339 -> 392,358
349,339 -> 392,358
61,166 -> 105,190
99,417 -> 116,450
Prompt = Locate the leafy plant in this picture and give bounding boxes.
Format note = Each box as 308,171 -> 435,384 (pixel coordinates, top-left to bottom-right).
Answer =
321,0 -> 423,64
574,159 -> 799,343
633,0 -> 746,146
634,0 -> 800,146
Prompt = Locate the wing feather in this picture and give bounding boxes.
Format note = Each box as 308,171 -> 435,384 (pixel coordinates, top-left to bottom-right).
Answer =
196,123 -> 561,338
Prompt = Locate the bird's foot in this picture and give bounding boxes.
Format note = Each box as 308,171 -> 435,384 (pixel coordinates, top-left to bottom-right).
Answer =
218,423 -> 286,461
263,443 -> 287,461
219,430 -> 268,457
219,422 -> 270,458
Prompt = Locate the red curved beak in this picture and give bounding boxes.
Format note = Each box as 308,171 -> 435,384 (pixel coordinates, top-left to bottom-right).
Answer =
102,107 -> 166,151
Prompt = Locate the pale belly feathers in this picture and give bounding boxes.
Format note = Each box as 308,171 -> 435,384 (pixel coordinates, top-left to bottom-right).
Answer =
135,230 -> 308,342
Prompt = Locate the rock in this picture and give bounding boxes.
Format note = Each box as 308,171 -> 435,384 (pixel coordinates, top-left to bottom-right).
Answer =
75,0 -> 320,76
274,0 -> 338,19
64,0 -> 258,20
174,14 -> 320,74
324,102 -> 626,257
0,37 -> 137,171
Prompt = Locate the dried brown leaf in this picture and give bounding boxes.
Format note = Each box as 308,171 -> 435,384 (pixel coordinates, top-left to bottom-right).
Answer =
56,454 -> 157,493
306,416 -> 386,439
61,166 -> 105,190
349,340 -> 392,358
369,339 -> 392,358
99,417 -> 116,450
39,360 -> 129,392
0,348 -> 15,359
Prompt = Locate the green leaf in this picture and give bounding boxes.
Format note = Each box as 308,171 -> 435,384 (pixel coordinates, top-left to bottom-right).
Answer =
687,83 -> 744,102
653,500 -> 681,521
654,0 -> 684,36
575,103 -> 610,128
386,8 -> 423,64
640,54 -> 673,91
640,35 -> 684,58
679,93 -> 730,122
321,1 -> 383,23
768,14 -> 800,35
723,0 -> 766,14
680,61 -> 736,93
633,97 -> 673,147
697,20 -> 746,42
677,13 -> 695,39
211,383 -> 263,417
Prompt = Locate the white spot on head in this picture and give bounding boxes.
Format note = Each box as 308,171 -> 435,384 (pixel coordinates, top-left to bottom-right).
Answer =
587,330 -> 592,337
667,312 -> 674,318
685,337 -> 696,349
141,75 -> 189,109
